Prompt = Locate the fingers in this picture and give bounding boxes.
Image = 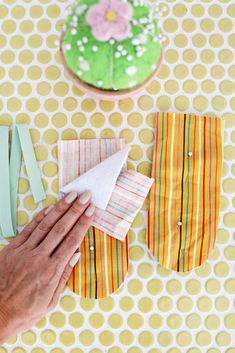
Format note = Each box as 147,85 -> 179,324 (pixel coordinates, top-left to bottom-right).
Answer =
9,207 -> 52,249
48,253 -> 80,310
39,191 -> 93,255
52,204 -> 95,267
25,191 -> 79,248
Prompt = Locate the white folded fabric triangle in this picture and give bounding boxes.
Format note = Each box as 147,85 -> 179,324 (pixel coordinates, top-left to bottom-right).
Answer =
60,146 -> 130,210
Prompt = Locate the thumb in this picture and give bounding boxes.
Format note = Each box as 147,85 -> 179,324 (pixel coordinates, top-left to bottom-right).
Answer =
48,252 -> 81,310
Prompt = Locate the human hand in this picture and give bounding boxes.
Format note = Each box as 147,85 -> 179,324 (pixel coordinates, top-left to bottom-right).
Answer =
0,191 -> 95,344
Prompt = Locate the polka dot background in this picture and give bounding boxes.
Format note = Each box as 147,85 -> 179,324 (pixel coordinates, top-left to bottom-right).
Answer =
0,0 -> 235,352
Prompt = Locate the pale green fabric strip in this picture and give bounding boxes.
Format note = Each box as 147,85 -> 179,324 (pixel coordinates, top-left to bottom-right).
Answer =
10,126 -> 23,234
0,126 -> 15,237
16,124 -> 46,203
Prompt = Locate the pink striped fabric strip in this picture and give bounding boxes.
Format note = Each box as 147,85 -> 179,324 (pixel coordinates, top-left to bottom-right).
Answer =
58,139 -> 154,241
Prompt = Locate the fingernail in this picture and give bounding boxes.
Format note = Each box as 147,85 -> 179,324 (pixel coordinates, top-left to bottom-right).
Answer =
85,203 -> 96,217
79,190 -> 92,205
44,205 -> 54,215
65,191 -> 78,204
69,252 -> 81,267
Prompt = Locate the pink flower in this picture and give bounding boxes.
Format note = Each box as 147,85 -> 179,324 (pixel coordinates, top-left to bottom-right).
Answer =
86,0 -> 133,42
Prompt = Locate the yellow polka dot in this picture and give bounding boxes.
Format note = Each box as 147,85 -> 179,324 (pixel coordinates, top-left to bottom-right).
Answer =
88,313 -> 104,329
176,331 -> 192,346
186,314 -> 201,329
99,331 -> 114,346
166,279 -> 182,295
109,113 -> 123,126
224,212 -> 235,227
69,313 -> 84,328
138,297 -> 153,313
205,315 -> 220,330
120,128 -> 134,143
21,331 -> 36,345
215,296 -> 229,311
119,330 -> 134,345
214,262 -> 230,277
80,298 -> 95,311
138,129 -> 154,144
138,331 -> 154,347
41,330 -> 56,345
175,96 -> 189,111
129,145 -> 143,161
50,312 -> 65,328
18,83 -> 32,96
12,349 -> 26,353
177,296 -> 193,312
147,279 -> 163,295
0,5 -> 8,19
212,96 -> 227,111
100,128 -> 115,139
216,332 -> 231,346
60,295 -> 76,311
127,113 -> 143,127
149,314 -> 163,329
196,331 -> 212,346
158,332 -> 173,347
225,279 -> 235,294
108,313 -> 123,329
17,211 -> 28,226
138,95 -> 153,110
138,263 -> 153,278
224,146 -> 235,161
90,113 -> 105,127
164,18 -> 178,33
52,113 -> 67,128
119,98 -> 134,112
10,35 -> 24,49
7,97 -> 22,112
0,82 -> 14,97
43,162 -> 58,177
72,113 -> 87,127
43,129 -> 58,144
81,98 -> 96,112
27,66 -> 42,80
157,297 -> 173,312
99,297 -> 114,311
60,331 -> 75,346
99,100 -> 115,112
45,66 -> 60,80
224,246 -> 235,261
224,314 -> 235,329
193,96 -> 209,112
35,317 -> 46,329
129,246 -> 144,261
174,34 -> 188,48
146,80 -> 161,94
167,314 -> 182,329
1,50 -> 15,64
2,19 -> 16,34
80,128 -> 96,139
23,195 -> 37,210
186,279 -> 201,295
31,349 -> 45,353
197,297 -> 212,312
205,279 -> 221,294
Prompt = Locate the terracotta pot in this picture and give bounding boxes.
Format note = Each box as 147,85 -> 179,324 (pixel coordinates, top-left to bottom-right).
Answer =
59,33 -> 163,101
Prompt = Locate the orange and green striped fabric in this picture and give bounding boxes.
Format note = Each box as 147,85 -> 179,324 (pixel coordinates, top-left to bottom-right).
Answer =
68,228 -> 128,299
58,139 -> 129,298
147,112 -> 223,272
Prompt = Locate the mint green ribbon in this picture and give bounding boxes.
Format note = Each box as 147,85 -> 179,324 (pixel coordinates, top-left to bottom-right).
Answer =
0,124 -> 46,238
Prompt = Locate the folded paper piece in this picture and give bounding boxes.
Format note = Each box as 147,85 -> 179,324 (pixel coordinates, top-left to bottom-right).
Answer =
61,146 -> 130,210
0,124 -> 46,238
59,139 -> 154,241
58,139 -> 129,299
147,112 -> 223,272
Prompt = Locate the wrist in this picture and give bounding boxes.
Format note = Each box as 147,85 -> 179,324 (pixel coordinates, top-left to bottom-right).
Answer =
0,302 -> 12,344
